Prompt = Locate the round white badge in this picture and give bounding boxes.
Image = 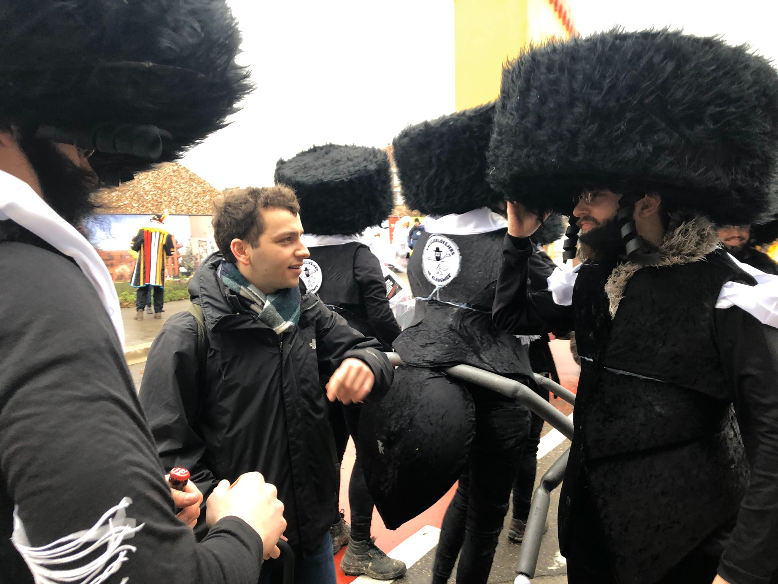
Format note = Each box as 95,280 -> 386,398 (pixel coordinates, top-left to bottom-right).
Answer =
421,235 -> 461,287
300,259 -> 322,293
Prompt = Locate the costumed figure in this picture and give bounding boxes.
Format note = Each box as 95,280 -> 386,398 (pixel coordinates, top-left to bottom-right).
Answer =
0,2 -> 292,584
508,213 -> 565,544
407,217 -> 425,251
274,144 -> 406,580
718,220 -> 778,275
359,104 -> 536,584
489,29 -> 778,583
131,210 -> 174,319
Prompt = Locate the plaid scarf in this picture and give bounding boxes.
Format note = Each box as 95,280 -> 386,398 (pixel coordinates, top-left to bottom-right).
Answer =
219,261 -> 301,335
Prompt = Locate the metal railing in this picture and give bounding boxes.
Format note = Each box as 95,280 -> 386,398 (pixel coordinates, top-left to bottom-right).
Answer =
384,353 -> 573,584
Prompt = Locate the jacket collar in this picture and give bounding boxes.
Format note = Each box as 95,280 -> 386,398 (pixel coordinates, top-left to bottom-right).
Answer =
605,214 -> 719,317
191,253 -> 318,333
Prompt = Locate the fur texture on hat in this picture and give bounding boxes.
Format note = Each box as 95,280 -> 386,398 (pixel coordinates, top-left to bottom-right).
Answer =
0,0 -> 252,185
531,213 -> 566,246
393,103 -> 502,216
488,29 -> 778,225
750,219 -> 778,247
274,144 -> 393,236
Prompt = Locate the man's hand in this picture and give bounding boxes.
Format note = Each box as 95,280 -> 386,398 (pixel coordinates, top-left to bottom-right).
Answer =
166,474 -> 202,530
326,358 -> 375,405
712,576 -> 730,584
507,201 -> 545,238
206,472 -> 286,560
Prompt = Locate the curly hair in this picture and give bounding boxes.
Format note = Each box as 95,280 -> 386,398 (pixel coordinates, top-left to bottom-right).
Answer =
213,186 -> 300,263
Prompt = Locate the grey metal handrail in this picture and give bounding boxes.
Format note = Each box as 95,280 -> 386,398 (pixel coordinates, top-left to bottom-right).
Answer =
383,352 -> 573,584
514,449 -> 569,582
384,352 -> 574,440
533,373 -> 576,405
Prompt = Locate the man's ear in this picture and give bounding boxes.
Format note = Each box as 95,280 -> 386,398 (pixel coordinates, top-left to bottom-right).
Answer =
230,239 -> 252,266
0,130 -> 16,148
635,194 -> 661,218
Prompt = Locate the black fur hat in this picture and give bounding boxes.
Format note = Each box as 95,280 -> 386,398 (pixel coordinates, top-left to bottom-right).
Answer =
750,219 -> 778,248
1,0 -> 252,185
488,29 -> 778,225
531,213 -> 566,246
393,103 -> 502,216
274,144 -> 393,236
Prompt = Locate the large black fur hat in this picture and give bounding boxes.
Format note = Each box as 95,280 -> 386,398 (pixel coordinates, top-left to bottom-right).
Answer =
274,144 -> 393,236
751,218 -> 778,248
531,213 -> 566,246
393,103 -> 502,216
1,0 -> 251,185
488,29 -> 778,225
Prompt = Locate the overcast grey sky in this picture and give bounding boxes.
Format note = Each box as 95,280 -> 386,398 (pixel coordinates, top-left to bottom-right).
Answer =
180,0 -> 777,190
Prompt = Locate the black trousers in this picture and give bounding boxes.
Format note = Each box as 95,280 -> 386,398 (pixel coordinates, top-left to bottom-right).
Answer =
512,384 -> 549,520
136,285 -> 163,312
328,400 -> 374,541
431,385 -> 531,584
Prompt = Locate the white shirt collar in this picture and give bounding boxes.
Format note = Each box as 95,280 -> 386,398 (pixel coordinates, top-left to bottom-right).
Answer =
424,207 -> 507,235
301,234 -> 363,248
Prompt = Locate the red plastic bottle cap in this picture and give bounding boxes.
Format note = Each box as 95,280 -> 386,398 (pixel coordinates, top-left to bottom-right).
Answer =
170,468 -> 190,483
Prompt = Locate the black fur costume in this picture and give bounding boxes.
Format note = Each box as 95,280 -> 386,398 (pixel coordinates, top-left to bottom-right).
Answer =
360,103 -> 534,584
275,144 -> 393,236
488,29 -> 778,226
278,144 -> 402,554
393,103 -> 496,216
489,30 -> 778,583
1,0 -> 252,185
752,219 -> 778,249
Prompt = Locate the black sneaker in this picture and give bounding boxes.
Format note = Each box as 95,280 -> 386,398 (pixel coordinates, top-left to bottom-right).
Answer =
508,518 -> 526,542
330,514 -> 350,555
340,537 -> 407,580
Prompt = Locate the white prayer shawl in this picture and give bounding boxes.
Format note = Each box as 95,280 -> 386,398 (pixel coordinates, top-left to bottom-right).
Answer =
0,170 -> 124,348
546,256 -> 778,329
0,170 -> 138,581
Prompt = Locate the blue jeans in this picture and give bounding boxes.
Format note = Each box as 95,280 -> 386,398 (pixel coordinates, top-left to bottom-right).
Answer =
259,532 -> 336,584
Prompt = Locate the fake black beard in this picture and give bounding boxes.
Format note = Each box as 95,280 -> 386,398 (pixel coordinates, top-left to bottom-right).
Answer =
578,217 -> 625,261
19,134 -> 100,228
722,242 -> 748,258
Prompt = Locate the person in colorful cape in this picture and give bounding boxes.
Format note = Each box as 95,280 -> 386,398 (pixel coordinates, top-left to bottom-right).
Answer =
489,29 -> 778,584
131,211 -> 174,319
275,143 -> 406,580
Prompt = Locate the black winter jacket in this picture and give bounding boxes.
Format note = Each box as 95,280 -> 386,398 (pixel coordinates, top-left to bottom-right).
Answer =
493,235 -> 778,584
139,252 -> 393,557
1,227 -> 264,584
306,242 -> 400,350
